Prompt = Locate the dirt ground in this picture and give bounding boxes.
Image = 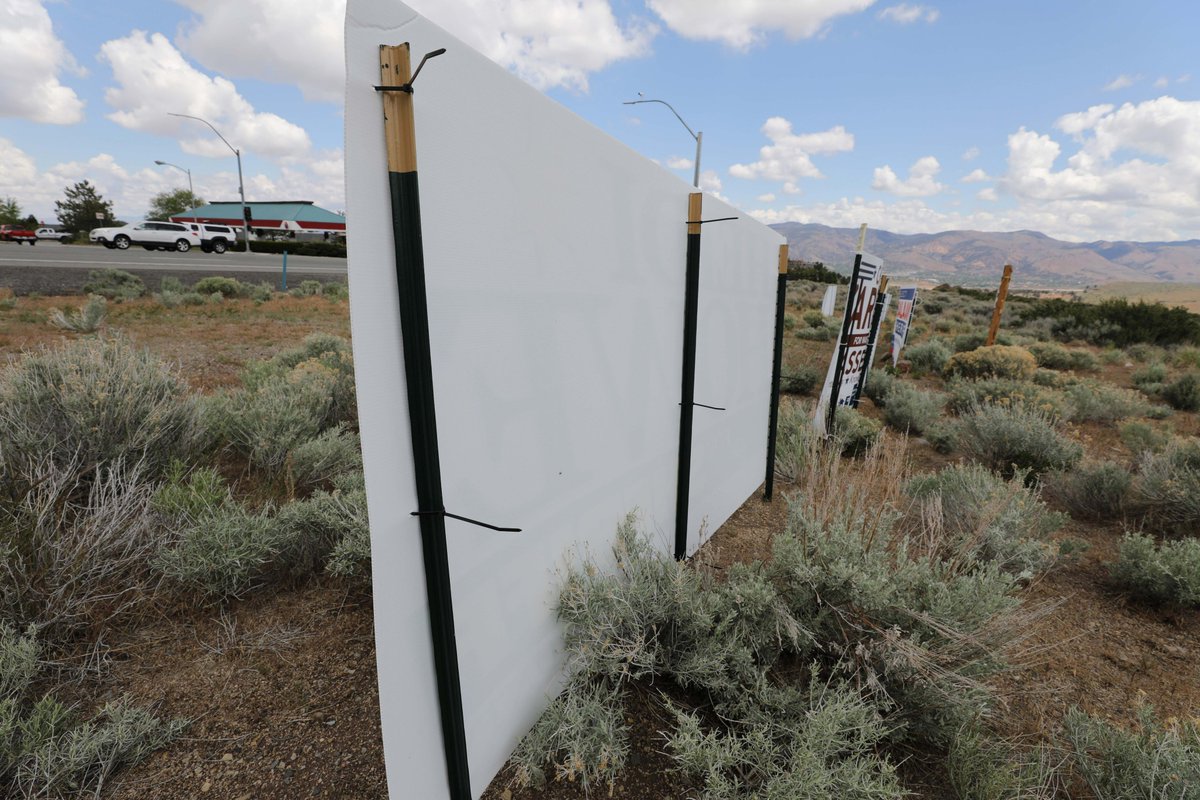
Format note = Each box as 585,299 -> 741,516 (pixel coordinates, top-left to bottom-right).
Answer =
3,278 -> 1198,799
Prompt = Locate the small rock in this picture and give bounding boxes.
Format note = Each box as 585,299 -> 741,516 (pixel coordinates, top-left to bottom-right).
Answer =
222,753 -> 234,762
201,781 -> 212,793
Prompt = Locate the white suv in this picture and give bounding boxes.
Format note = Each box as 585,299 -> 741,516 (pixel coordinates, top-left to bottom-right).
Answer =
186,223 -> 237,254
89,221 -> 202,252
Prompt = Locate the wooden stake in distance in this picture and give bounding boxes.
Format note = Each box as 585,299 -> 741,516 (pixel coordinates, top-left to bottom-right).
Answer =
985,264 -> 1014,346
378,43 -> 472,800
764,243 -> 789,500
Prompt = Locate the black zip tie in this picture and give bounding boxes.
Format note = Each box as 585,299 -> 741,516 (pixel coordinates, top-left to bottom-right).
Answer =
411,509 -> 521,533
685,216 -> 738,225
680,401 -> 726,411
375,47 -> 447,93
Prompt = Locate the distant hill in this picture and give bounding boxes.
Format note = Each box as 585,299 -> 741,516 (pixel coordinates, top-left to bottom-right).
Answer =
770,222 -> 1200,288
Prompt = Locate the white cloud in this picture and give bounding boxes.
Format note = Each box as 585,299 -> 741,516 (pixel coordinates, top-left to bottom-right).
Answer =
176,0 -> 655,96
646,0 -> 875,49
666,156 -> 694,170
877,4 -> 939,24
699,169 -> 726,199
962,168 -> 990,183
962,146 -> 980,160
757,193 -> 777,203
0,0 -> 84,124
872,155 -> 945,196
100,31 -> 312,160
729,117 -> 854,184
1154,76 -> 1169,89
1104,74 -> 1139,91
977,187 -> 998,201
1055,103 -> 1114,137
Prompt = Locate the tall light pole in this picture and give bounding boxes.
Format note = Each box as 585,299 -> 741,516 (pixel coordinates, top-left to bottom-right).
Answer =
168,113 -> 251,251
623,96 -> 702,188
153,160 -> 193,197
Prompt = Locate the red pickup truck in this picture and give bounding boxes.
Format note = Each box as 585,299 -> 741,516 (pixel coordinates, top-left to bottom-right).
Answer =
0,224 -> 37,244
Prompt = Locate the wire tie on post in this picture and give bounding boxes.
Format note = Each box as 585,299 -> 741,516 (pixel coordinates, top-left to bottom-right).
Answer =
685,216 -> 738,225
411,508 -> 521,533
679,402 -> 726,411
375,47 -> 447,93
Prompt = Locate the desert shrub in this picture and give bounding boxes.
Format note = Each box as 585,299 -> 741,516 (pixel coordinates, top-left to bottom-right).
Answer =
191,276 -> 243,297
152,462 -> 230,522
1161,372 -> 1200,411
273,471 -> 368,580
906,339 -> 952,375
956,405 -> 1082,478
945,346 -> 1037,382
324,473 -> 371,580
1032,368 -> 1066,388
1126,343 -> 1163,363
288,426 -> 362,490
289,280 -> 324,297
881,382 -> 945,435
861,368 -> 894,406
1063,381 -> 1149,423
1028,342 -> 1097,371
1130,440 -> 1200,534
953,332 -> 987,353
155,501 -> 279,599
1172,345 -> 1200,369
48,294 -> 107,333
906,463 -> 1064,576
1065,705 -> 1200,799
946,378 -> 1069,421
1019,298 -> 1200,347
0,336 -> 200,481
774,402 -> 820,483
947,727 -> 1061,800
795,325 -> 835,341
244,333 -> 355,424
248,240 -> 345,258
1099,348 -> 1126,365
1043,461 -> 1131,521
666,675 -> 903,799
1111,533 -> 1200,606
925,421 -> 959,453
0,461 -> 165,642
787,261 -> 848,284
1119,421 -> 1170,455
321,282 -> 349,300
82,268 -> 144,301
833,406 -> 882,456
802,309 -> 825,327
781,365 -> 819,395
242,281 -> 274,302
508,680 -> 628,791
1131,362 -> 1168,397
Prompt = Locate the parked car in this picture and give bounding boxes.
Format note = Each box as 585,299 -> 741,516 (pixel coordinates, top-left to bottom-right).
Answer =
185,223 -> 237,254
0,224 -> 37,244
35,227 -> 73,242
89,221 -> 202,252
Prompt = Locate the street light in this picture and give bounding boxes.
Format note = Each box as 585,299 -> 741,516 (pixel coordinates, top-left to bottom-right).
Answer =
168,113 -> 251,251
153,160 -> 193,197
623,96 -> 702,188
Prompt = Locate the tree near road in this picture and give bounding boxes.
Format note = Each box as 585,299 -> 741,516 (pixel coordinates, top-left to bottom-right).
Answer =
146,189 -> 204,222
55,181 -> 115,235
0,197 -> 21,225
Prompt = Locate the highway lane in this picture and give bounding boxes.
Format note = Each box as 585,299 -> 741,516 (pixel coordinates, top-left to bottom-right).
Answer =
0,242 -> 346,275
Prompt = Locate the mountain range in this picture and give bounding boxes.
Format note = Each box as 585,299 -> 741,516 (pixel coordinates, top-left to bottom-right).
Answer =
770,222 -> 1200,288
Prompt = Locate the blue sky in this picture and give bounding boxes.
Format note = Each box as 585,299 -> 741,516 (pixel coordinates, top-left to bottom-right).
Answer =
2,0 -> 1197,242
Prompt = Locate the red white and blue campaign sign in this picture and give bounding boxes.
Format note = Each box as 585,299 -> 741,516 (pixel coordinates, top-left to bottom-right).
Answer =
892,287 -> 917,367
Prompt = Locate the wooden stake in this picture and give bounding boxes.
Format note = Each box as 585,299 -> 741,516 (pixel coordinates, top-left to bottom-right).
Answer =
379,44 -> 418,173
857,223 -> 868,253
986,264 -> 1014,346
778,243 -> 789,275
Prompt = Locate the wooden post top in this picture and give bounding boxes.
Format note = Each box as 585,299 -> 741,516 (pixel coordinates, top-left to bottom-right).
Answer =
686,193 -> 702,235
778,244 -> 788,275
379,44 -> 417,174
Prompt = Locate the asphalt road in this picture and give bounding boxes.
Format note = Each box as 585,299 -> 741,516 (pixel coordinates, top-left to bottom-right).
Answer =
0,241 -> 346,275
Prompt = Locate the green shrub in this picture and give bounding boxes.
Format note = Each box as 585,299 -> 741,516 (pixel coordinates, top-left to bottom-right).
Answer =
906,338 -> 952,375
906,463 -> 1064,576
1019,298 -> 1200,347
774,402 -> 820,483
1111,532 -> 1200,606
802,309 -> 825,327
288,426 -> 362,490
191,276 -> 243,297
1044,461 -> 1131,521
945,346 -> 1037,381
795,325 -> 835,341
956,404 -> 1082,478
1065,705 -> 1200,799
509,680 -> 628,791
1119,421 -> 1170,454
1126,343 -> 1164,363
1028,341 -> 1097,371
243,281 -> 274,302
953,332 -> 988,352
289,280 -> 324,297
1172,345 -> 1200,369
1063,381 -> 1149,423
152,462 -> 230,522
881,382 -> 945,436
0,336 -> 200,481
1162,372 -> 1200,411
1099,348 -> 1126,365
273,471 -> 368,580
1032,368 -> 1066,388
946,378 -> 1068,421
248,240 -> 345,258
48,294 -> 107,333
155,501 -> 279,599
781,365 -> 819,395
324,473 -> 371,581
861,368 -> 894,406
833,407 -> 882,456
1132,362 -> 1168,395
82,268 -> 144,301
1129,440 -> 1200,535
925,420 -> 959,453
947,727 -> 1060,800
321,281 -> 349,300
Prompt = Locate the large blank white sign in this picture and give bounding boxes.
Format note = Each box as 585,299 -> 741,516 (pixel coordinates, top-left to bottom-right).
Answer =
345,2 -> 784,797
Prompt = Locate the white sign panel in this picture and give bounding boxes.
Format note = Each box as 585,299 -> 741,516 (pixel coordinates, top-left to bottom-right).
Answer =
345,3 -> 783,797
892,286 -> 917,367
821,284 -> 837,316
